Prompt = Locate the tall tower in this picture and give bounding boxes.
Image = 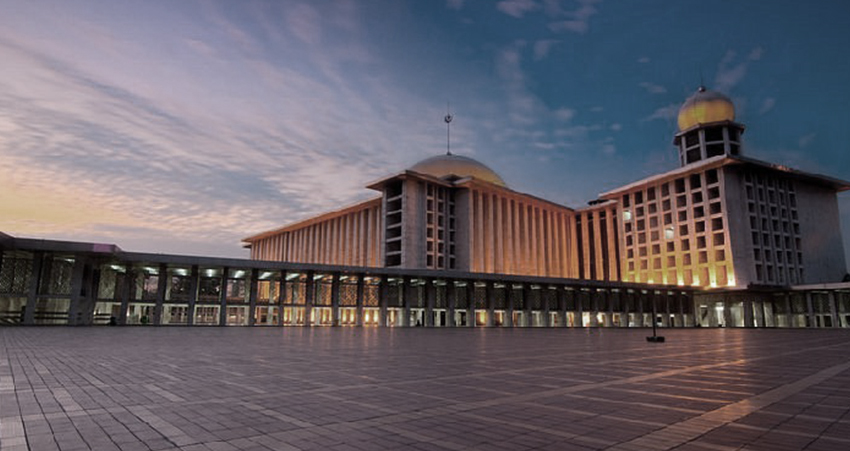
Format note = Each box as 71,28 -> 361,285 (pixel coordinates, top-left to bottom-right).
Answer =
673,87 -> 745,166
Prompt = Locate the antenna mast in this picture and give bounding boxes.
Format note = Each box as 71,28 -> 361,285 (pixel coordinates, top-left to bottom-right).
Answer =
444,103 -> 453,155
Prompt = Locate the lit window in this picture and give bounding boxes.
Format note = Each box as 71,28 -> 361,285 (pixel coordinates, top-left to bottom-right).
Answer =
623,210 -> 632,221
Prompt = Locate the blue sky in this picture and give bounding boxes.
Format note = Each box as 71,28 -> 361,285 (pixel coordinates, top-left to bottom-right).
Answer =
2,0 -> 850,265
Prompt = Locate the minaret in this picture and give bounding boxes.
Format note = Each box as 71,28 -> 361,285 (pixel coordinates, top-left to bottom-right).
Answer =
673,86 -> 745,167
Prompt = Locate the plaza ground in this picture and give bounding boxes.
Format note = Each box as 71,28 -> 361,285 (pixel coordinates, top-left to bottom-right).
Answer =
1,328 -> 849,451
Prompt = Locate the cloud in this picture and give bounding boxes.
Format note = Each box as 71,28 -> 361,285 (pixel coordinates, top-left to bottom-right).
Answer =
637,57 -> 650,63
554,107 -> 575,122
446,0 -> 465,10
610,123 -> 622,131
798,133 -> 816,148
0,5 -> 451,257
547,0 -> 601,34
497,0 -> 538,18
715,46 -> 763,92
533,39 -> 559,61
639,81 -> 667,94
758,97 -> 776,115
286,3 -> 322,45
642,104 -> 679,122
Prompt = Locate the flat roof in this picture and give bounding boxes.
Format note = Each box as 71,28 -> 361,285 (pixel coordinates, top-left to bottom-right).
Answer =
600,155 -> 850,199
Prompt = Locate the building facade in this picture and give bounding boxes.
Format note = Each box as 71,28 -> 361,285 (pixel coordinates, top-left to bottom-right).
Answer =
245,88 -> 848,295
2,88 -> 847,328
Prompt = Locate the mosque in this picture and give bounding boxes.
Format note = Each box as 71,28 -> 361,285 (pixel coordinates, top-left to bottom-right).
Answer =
244,87 -> 849,294
2,87 -> 848,328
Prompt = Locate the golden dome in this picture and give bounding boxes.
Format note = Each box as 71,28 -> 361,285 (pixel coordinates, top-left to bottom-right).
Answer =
409,154 -> 507,187
677,87 -> 735,131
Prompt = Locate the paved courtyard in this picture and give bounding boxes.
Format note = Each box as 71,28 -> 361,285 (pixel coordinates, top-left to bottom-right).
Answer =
1,328 -> 849,451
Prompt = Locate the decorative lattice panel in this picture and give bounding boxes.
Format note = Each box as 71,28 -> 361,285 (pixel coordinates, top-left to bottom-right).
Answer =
340,283 -> 357,306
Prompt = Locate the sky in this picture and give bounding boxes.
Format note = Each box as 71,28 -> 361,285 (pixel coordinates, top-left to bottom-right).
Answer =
2,0 -> 850,265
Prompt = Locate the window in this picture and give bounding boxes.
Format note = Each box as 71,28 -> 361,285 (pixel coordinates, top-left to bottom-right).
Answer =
690,174 -> 702,189
705,126 -> 723,142
675,178 -> 686,193
692,192 -> 703,204
706,169 -> 719,185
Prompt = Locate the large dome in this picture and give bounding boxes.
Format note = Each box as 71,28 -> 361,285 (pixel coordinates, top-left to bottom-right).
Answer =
409,154 -> 507,187
677,87 -> 735,131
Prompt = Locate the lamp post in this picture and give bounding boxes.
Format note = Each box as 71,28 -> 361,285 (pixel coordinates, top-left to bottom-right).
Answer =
646,292 -> 665,343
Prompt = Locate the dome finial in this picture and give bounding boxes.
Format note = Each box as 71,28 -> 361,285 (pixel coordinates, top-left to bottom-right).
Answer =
444,102 -> 453,156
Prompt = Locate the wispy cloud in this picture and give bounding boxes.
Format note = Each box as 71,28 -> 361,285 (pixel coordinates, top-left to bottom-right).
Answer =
639,81 -> 667,94
497,0 -> 538,18
715,46 -> 763,92
0,4 -> 449,257
533,39 -> 559,60
446,0 -> 465,10
798,133 -> 816,149
547,0 -> 602,34
759,97 -> 776,115
642,103 -> 679,122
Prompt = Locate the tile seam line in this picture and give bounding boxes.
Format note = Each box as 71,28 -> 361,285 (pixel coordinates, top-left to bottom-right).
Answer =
605,359 -> 850,451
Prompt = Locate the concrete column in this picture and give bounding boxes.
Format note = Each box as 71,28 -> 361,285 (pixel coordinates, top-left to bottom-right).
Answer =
504,283 -> 513,327
523,284 -> 533,327
247,269 -> 259,326
378,276 -> 388,327
23,252 -> 43,325
484,281 -> 494,327
66,257 -> 89,326
622,291 -> 632,327
783,293 -> 792,328
355,274 -> 365,327
753,300 -> 765,328
425,278 -> 435,327
557,287 -> 567,327
743,298 -> 754,328
512,201 -> 522,274
543,287 -> 551,327
494,195 -> 503,274
187,265 -> 199,326
589,289 -> 599,327
278,270 -> 288,326
118,269 -> 133,326
218,268 -> 229,326
304,271 -> 315,327
403,277 -> 413,327
722,297 -> 733,328
505,199 -> 514,274
576,290 -> 585,327
806,292 -> 815,328
659,293 -> 670,327
466,281 -> 475,328
304,271 -> 316,327
485,194 -> 494,273
331,272 -> 341,327
599,290 -> 611,327
446,280 -> 456,327
828,292 -> 839,328
151,263 -> 167,326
